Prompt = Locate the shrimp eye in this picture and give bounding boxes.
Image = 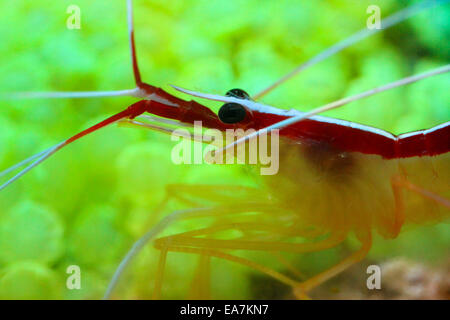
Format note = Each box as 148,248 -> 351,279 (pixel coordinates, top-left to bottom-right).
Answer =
226,88 -> 250,100
218,103 -> 247,124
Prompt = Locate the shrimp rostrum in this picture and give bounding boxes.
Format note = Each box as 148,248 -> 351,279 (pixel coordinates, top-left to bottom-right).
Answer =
1,0 -> 449,299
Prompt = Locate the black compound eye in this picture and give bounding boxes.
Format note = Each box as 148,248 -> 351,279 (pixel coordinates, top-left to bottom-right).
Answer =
218,103 -> 247,124
225,88 -> 250,100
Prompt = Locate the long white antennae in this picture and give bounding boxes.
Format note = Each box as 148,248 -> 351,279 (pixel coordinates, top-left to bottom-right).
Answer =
0,88 -> 142,100
0,141 -> 65,191
259,65 -> 450,131
253,0 -> 450,100
0,146 -> 57,178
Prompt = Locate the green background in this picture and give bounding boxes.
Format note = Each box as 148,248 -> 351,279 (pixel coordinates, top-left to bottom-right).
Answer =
0,0 -> 448,299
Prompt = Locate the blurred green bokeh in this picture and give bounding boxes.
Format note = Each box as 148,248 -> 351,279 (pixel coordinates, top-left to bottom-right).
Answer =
0,0 -> 448,299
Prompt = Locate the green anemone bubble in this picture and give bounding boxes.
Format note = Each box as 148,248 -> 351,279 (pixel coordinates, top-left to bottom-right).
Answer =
0,201 -> 64,265
0,261 -> 62,300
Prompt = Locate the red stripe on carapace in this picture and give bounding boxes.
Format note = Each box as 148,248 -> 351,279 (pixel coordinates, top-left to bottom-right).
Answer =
60,87 -> 448,161
252,112 -> 449,159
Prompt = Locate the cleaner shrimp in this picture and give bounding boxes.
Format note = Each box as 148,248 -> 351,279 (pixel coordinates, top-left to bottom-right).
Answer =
0,0 -> 449,299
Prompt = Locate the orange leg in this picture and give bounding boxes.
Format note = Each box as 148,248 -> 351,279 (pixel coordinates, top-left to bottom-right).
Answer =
152,245 -> 168,299
142,183 -> 272,230
401,178 -> 450,209
153,242 -> 300,289
391,173 -> 450,209
153,230 -> 360,299
155,224 -> 346,253
293,233 -> 372,299
390,176 -> 406,238
188,255 -> 211,300
111,183 -> 357,299
152,220 -> 348,299
271,252 -> 306,280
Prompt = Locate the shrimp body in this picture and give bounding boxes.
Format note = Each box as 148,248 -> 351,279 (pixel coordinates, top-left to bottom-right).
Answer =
263,138 -> 449,240
247,111 -> 450,240
137,95 -> 450,241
